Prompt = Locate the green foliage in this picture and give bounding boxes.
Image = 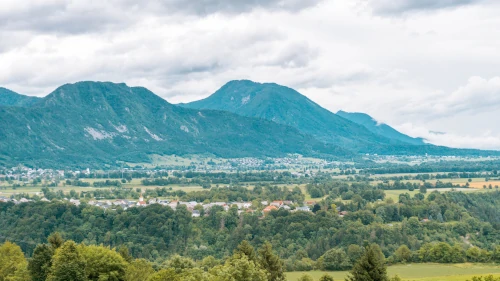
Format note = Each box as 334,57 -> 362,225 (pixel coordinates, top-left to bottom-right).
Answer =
467,276 -> 500,281
47,241 -> 86,281
78,244 -> 127,281
319,274 -> 335,281
258,242 -> 286,281
346,244 -> 388,281
165,255 -> 195,274
210,254 -> 267,281
321,248 -> 351,271
297,274 -> 314,281
0,242 -> 29,281
47,232 -> 64,249
393,245 -> 412,263
124,259 -> 155,281
236,240 -> 258,263
28,244 -> 54,281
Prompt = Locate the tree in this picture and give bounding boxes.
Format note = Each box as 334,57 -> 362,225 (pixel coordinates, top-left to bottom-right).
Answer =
258,242 -> 286,281
298,274 -> 314,281
347,244 -> 388,281
47,232 -> 64,249
419,185 -> 427,194
165,255 -> 195,274
125,259 -> 155,281
236,241 -> 257,263
210,254 -> 267,281
393,245 -> 412,263
347,245 -> 364,264
28,244 -> 54,281
0,242 -> 29,281
47,241 -> 86,281
118,245 -> 133,263
147,269 -> 179,281
79,244 -> 127,281
321,248 -> 351,271
319,274 -> 335,281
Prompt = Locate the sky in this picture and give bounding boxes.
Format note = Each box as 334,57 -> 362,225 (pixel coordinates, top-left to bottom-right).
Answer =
1,0 -> 499,150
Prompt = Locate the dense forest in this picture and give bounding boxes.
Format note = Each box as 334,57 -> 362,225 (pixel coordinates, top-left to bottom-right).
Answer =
0,234 -> 402,281
2,188 -> 500,273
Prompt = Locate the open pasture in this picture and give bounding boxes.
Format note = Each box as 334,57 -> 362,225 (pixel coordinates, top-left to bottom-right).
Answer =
286,263 -> 500,281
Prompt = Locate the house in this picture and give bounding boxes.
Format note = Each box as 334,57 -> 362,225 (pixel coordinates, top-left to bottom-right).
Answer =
69,199 -> 80,206
168,200 -> 179,210
261,201 -> 269,206
192,210 -> 201,218
339,211 -> 348,218
296,206 -> 311,212
270,201 -> 283,208
263,205 -> 278,213
280,205 -> 291,210
283,200 -> 293,206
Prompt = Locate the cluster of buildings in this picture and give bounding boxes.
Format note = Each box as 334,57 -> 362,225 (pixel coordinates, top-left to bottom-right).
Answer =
0,196 -> 32,204
83,197 -> 312,217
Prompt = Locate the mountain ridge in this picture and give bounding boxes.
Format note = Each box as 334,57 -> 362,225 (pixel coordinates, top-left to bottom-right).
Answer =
336,110 -> 426,146
0,87 -> 41,107
0,81 -> 351,167
183,80 -> 403,151
182,80 -> 499,156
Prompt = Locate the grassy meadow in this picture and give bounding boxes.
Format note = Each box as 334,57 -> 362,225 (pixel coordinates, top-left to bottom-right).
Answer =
286,263 -> 500,281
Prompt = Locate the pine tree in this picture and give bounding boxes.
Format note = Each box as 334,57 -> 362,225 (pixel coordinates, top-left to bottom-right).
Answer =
236,241 -> 257,263
47,241 -> 86,281
258,242 -> 286,281
28,244 -> 54,281
346,244 -> 388,281
47,232 -> 64,249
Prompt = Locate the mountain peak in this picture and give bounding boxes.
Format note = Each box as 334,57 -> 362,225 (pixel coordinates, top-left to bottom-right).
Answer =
41,81 -> 170,109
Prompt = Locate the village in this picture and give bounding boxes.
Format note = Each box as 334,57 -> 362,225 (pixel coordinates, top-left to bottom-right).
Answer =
0,195 -> 353,218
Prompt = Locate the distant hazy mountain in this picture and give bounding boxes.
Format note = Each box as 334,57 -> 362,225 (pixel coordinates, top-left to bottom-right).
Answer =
336,110 -> 425,145
0,81 -> 350,167
183,80 -> 404,152
0,87 -> 41,107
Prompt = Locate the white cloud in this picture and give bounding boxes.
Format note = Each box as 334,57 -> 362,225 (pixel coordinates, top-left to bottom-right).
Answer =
1,0 -> 500,150
395,123 -> 500,150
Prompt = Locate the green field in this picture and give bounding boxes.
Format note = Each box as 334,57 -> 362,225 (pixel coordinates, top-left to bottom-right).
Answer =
286,263 -> 500,281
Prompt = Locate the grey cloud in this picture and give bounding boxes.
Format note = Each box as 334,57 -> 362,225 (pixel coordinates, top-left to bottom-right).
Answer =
158,0 -> 324,15
368,0 -> 480,15
0,0 -> 323,34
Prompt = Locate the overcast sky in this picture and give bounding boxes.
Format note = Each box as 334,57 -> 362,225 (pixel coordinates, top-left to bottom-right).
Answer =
1,0 -> 499,150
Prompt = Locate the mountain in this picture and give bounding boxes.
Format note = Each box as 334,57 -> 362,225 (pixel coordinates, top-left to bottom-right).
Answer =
336,110 -> 425,145
183,80 -> 404,151
0,82 -> 351,167
183,80 -> 499,156
0,87 -> 41,107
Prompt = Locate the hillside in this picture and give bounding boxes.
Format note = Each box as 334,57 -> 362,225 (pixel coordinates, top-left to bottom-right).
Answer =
183,80 -> 500,157
0,82 -> 351,167
337,110 -> 426,145
0,87 -> 41,107
183,80 -> 404,151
